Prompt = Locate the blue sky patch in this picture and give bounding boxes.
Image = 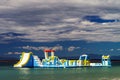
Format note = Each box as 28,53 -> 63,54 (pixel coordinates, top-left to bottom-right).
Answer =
83,16 -> 115,23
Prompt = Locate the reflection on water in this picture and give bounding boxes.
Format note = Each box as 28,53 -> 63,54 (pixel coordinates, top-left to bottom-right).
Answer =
0,66 -> 120,80
18,68 -> 30,75
17,68 -> 31,80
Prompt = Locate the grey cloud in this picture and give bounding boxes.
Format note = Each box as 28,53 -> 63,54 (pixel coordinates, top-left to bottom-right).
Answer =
1,0 -> 120,8
0,1 -> 120,42
1,3 -> 119,26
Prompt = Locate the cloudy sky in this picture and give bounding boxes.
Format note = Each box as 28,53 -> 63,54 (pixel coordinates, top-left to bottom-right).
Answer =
0,0 -> 120,60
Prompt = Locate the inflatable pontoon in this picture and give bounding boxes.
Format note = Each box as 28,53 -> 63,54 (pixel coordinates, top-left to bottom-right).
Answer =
14,50 -> 111,68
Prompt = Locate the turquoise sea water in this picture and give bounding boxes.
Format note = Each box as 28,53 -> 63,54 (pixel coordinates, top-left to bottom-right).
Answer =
0,66 -> 120,80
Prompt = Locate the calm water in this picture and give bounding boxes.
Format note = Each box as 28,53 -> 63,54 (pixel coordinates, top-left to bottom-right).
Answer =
0,66 -> 120,80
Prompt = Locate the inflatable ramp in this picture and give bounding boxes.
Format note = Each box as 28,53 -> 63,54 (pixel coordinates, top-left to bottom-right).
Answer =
14,52 -> 33,67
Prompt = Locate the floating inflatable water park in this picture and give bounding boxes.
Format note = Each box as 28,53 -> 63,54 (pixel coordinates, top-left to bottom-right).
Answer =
14,50 -> 111,68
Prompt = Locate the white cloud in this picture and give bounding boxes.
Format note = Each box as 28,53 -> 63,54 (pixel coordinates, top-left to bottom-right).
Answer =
62,18 -> 80,23
110,49 -> 114,51
80,20 -> 95,25
7,52 -> 21,55
117,49 -> 120,51
68,46 -> 80,52
21,45 -> 63,51
101,13 -> 120,20
21,45 -> 81,52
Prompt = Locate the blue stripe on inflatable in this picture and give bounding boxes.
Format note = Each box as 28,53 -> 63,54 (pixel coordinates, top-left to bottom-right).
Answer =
24,55 -> 34,67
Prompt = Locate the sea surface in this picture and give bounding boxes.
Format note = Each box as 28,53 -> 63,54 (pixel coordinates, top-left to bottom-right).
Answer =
0,65 -> 120,80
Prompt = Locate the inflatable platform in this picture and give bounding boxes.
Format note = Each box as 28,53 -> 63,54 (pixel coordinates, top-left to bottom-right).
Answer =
14,50 -> 111,68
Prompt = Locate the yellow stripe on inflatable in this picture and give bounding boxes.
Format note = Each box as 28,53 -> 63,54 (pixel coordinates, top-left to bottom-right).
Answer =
14,52 -> 25,67
102,55 -> 109,59
22,52 -> 31,67
14,52 -> 32,67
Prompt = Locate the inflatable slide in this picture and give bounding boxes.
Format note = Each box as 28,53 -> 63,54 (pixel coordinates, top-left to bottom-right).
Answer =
14,52 -> 33,67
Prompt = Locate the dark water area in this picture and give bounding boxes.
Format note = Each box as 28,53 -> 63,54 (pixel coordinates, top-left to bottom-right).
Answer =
0,60 -> 120,80
0,66 -> 120,80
